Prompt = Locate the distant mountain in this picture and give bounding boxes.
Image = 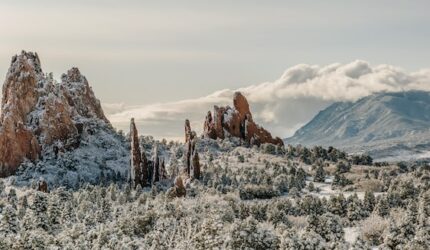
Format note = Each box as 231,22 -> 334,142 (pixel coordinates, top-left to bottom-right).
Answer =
286,91 -> 430,161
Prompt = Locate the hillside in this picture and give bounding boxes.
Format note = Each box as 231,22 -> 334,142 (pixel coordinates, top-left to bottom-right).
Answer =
0,52 -> 428,249
286,91 -> 430,160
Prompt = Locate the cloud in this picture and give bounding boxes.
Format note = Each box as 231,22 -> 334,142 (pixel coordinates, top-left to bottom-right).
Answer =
104,60 -> 430,141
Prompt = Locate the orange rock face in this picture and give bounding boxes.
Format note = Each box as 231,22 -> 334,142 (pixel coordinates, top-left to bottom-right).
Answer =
184,120 -> 200,179
130,118 -> 148,188
0,52 -> 42,177
203,92 -> 284,146
0,51 -> 109,177
37,179 -> 48,193
61,67 -> 109,123
184,119 -> 192,143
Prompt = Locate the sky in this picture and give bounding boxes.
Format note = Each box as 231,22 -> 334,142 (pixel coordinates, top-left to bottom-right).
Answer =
1,1 -> 430,140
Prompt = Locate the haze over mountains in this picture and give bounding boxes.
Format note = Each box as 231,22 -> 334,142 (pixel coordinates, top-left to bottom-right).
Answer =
104,60 -> 430,141
287,91 -> 430,161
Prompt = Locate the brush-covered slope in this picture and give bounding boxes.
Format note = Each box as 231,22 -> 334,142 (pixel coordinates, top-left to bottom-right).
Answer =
286,91 -> 430,160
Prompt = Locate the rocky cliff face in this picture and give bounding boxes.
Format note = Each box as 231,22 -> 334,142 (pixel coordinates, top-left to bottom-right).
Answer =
130,118 -> 148,188
203,92 -> 284,146
129,119 -> 170,188
0,51 -> 114,178
184,120 -> 200,180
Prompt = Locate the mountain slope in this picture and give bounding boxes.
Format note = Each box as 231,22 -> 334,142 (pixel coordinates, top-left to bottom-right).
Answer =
286,91 -> 430,160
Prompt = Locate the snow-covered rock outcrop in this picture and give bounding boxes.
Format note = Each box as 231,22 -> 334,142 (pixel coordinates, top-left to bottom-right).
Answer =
183,120 -> 200,180
203,92 -> 284,146
0,51 -> 129,187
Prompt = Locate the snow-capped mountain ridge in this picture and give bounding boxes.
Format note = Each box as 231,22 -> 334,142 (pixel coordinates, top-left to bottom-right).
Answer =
286,90 -> 430,160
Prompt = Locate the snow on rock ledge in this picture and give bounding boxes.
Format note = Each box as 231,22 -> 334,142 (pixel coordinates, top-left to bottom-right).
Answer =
203,92 -> 284,147
0,51 -> 122,180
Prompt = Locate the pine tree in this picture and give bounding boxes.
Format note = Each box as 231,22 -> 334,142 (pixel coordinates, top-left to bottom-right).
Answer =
363,190 -> 376,215
21,192 -> 49,232
410,194 -> 430,250
328,194 -> 347,217
192,217 -> 225,249
314,164 -> 326,183
335,161 -> 351,173
17,195 -> 28,220
48,195 -> 61,231
134,184 -> 143,200
7,188 -> 17,208
61,201 -> 75,225
347,193 -> 363,223
108,183 -> 117,202
0,205 -> 18,235
384,219 -> 402,249
306,213 -> 344,243
352,235 -> 372,250
375,196 -> 390,217
229,217 -> 279,249
0,180 -> 5,197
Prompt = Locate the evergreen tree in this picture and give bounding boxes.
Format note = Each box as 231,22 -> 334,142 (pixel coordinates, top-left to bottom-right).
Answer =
313,164 -> 326,183
328,194 -> 347,217
332,172 -> 352,187
23,192 -> 49,231
47,195 -> 61,231
17,195 -> 28,220
335,160 -> 351,173
306,213 -> 344,243
363,190 -> 376,215
7,188 -> 17,208
0,205 -> 18,235
229,217 -> 279,249
347,193 -> 363,223
61,201 -> 75,225
384,219 -> 402,249
375,196 -> 390,217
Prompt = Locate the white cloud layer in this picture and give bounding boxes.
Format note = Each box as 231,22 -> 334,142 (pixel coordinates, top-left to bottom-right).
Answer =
104,60 -> 430,141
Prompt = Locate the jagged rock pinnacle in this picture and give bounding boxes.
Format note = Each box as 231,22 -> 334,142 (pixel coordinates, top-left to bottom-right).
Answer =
203,92 -> 284,146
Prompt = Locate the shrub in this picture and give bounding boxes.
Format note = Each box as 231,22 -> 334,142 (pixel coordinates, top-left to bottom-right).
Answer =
228,217 -> 279,250
262,143 -> 277,155
239,185 -> 280,200
336,161 -> 351,173
273,174 -> 289,193
237,155 -> 245,163
361,214 -> 389,245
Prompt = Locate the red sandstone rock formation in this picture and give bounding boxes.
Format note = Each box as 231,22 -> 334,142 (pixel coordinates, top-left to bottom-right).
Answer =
61,67 -> 109,123
37,179 -> 48,193
191,149 -> 201,179
130,118 -> 148,188
151,147 -> 160,185
185,119 -> 193,143
0,52 -> 42,176
184,120 -> 200,179
174,176 -> 186,197
203,111 -> 217,139
203,92 -> 284,146
0,51 -> 110,177
167,176 -> 186,198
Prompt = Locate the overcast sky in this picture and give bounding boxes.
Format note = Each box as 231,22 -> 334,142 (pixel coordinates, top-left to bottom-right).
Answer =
1,1 -> 430,140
